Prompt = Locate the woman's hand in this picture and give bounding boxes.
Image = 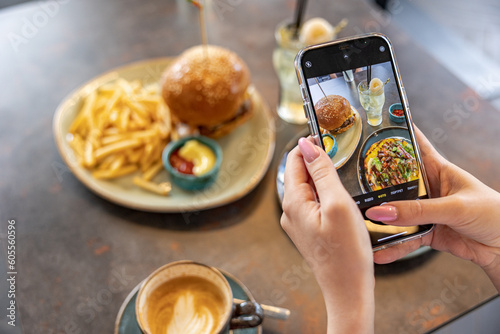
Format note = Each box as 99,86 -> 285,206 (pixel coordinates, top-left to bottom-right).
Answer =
366,128 -> 500,292
281,138 -> 374,334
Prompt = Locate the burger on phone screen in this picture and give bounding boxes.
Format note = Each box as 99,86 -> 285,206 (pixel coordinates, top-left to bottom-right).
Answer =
315,95 -> 356,135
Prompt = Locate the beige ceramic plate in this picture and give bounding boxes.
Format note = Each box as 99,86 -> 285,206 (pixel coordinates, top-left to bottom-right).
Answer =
331,107 -> 362,168
53,58 -> 275,212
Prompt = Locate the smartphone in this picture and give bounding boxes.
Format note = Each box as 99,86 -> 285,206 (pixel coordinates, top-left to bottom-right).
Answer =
295,33 -> 434,251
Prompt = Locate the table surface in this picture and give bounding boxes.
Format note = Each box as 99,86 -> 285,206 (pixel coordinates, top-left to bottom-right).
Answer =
1,0 -> 499,333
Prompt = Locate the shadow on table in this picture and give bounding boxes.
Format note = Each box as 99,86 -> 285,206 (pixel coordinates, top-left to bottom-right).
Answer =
95,172 -> 270,232
275,198 -> 439,276
375,249 -> 438,276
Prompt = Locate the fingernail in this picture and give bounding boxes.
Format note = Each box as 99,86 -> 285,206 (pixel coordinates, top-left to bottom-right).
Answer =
366,205 -> 398,222
298,138 -> 320,163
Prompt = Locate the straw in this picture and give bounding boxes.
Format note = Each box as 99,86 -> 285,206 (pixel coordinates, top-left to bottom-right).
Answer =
292,0 -> 308,38
314,77 -> 327,98
199,4 -> 207,47
197,1 -> 208,61
367,65 -> 372,85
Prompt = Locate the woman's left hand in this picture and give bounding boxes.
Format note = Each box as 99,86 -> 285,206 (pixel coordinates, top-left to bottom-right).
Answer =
281,138 -> 374,334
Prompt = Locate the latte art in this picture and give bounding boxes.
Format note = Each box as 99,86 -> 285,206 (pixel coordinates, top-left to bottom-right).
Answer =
167,292 -> 216,334
146,276 -> 226,334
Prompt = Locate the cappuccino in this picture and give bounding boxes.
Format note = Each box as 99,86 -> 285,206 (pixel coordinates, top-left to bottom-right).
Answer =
143,276 -> 226,334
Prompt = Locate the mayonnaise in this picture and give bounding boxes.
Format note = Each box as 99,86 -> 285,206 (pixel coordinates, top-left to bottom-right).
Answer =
322,135 -> 334,154
178,140 -> 216,176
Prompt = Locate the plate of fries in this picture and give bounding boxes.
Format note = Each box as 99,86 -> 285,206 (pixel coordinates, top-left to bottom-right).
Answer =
53,58 -> 275,212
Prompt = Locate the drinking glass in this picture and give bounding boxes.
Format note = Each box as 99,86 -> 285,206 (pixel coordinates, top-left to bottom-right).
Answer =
358,80 -> 385,126
273,21 -> 307,124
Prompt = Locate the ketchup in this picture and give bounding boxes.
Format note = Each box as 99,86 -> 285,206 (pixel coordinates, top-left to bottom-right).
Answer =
169,149 -> 194,175
393,109 -> 404,117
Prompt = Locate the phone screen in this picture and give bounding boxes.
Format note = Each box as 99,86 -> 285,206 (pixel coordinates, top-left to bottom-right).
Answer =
297,35 -> 433,249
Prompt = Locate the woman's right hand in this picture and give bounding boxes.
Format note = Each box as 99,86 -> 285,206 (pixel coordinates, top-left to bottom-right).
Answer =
366,127 -> 500,292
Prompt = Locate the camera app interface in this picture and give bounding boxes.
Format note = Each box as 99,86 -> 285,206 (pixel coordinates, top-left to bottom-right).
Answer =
306,61 -> 426,209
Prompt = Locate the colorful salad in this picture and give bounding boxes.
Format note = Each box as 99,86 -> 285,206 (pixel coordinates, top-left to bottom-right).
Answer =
364,138 -> 419,191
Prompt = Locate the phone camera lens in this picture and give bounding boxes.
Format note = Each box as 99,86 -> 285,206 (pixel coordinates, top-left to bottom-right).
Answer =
379,46 -> 386,52
305,61 -> 312,68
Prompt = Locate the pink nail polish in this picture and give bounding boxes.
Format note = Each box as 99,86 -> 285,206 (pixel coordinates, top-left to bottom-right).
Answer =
365,205 -> 398,222
298,138 -> 320,163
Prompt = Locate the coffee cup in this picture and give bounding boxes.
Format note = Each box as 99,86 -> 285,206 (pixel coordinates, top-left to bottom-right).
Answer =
136,260 -> 263,334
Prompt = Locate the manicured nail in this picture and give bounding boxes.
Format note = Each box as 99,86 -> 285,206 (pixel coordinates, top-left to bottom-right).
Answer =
298,138 -> 320,163
366,205 -> 398,222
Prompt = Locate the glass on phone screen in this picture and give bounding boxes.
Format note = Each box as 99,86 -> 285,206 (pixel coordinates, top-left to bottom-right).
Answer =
299,37 -> 431,248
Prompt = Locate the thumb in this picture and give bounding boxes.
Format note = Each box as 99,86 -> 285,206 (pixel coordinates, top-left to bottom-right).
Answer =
298,138 -> 343,202
365,196 -> 462,227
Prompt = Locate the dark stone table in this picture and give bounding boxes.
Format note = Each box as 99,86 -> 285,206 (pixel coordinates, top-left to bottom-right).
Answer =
1,0 -> 498,333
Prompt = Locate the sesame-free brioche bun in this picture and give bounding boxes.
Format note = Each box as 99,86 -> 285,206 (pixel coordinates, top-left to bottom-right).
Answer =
315,95 -> 355,134
161,45 -> 252,137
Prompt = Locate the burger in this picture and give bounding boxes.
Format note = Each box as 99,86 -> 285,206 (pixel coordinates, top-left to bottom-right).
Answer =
161,45 -> 253,138
314,95 -> 356,134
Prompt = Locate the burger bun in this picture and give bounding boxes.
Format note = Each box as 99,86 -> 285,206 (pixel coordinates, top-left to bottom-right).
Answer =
315,95 -> 355,134
161,45 -> 252,138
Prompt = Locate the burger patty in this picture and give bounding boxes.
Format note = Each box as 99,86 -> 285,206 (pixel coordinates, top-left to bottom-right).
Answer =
199,98 -> 252,136
332,114 -> 355,133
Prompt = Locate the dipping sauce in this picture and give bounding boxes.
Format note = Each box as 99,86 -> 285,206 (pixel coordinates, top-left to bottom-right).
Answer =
322,135 -> 334,153
169,150 -> 195,175
169,140 -> 216,176
392,109 -> 404,117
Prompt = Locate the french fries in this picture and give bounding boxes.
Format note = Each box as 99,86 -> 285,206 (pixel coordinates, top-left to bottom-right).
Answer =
133,177 -> 172,196
67,78 -> 172,196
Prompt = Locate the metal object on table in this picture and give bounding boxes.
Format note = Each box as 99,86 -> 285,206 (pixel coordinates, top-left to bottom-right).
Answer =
234,298 -> 291,321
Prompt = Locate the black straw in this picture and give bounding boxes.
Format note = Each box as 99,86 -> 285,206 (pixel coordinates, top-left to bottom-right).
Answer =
367,65 -> 372,84
293,0 -> 308,38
